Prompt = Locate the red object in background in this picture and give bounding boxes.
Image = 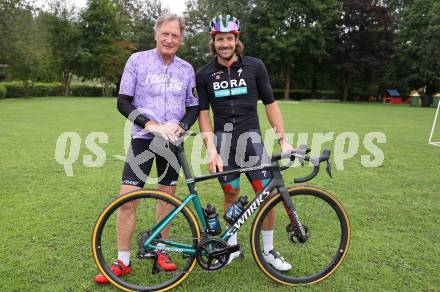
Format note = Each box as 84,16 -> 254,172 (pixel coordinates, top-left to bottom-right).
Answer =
383,97 -> 402,104
402,97 -> 412,104
383,89 -> 402,104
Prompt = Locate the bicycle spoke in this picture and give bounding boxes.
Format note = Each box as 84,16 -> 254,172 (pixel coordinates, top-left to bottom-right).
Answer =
252,188 -> 350,284
93,192 -> 198,291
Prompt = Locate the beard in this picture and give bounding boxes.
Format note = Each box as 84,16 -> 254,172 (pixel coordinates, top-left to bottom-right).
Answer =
223,52 -> 235,61
217,47 -> 236,61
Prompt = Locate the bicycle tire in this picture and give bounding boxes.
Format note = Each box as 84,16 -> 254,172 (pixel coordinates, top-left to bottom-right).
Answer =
250,185 -> 350,285
92,190 -> 200,291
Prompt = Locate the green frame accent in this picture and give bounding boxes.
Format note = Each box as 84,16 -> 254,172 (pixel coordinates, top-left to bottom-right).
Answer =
143,193 -> 208,255
191,193 -> 208,229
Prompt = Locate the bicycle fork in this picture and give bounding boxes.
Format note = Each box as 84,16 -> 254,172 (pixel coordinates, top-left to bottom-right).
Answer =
278,187 -> 308,243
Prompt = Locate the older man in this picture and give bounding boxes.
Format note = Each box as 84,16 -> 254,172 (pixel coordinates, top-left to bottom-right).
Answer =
95,13 -> 198,284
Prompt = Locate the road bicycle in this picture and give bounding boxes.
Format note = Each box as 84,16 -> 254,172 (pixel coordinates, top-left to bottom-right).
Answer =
91,137 -> 350,291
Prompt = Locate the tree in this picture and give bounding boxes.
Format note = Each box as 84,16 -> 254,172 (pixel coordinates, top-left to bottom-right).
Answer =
0,1 -> 56,94
249,0 -> 339,100
330,0 -> 394,101
43,2 -> 81,95
79,0 -> 132,96
122,0 -> 167,52
390,0 -> 440,94
0,0 -> 24,71
182,0 -> 255,69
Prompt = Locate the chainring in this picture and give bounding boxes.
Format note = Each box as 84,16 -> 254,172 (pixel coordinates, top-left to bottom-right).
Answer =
195,238 -> 230,271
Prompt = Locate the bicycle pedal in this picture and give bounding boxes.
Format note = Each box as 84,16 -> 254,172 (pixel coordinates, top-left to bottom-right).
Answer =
230,244 -> 243,255
235,244 -> 244,259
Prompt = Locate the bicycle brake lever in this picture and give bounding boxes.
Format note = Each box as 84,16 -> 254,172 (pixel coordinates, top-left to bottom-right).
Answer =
326,160 -> 332,178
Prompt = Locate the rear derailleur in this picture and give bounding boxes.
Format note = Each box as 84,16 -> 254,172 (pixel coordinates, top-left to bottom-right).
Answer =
136,230 -> 162,274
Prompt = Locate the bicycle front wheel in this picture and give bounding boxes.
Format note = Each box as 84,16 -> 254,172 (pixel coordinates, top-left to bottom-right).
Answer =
250,185 -> 350,285
92,190 -> 200,291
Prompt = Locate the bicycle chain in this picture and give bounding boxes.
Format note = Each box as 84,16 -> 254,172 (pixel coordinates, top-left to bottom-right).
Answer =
135,235 -> 244,274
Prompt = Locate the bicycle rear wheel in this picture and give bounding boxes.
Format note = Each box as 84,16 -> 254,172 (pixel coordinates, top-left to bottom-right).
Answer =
92,190 -> 200,291
250,186 -> 350,285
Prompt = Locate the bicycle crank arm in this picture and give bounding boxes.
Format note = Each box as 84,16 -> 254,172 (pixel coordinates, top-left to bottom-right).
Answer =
209,244 -> 241,258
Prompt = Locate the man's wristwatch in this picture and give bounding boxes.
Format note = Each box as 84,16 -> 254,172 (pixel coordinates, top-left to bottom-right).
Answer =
179,121 -> 189,131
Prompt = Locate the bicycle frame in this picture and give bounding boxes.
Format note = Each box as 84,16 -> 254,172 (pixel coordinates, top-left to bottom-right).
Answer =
143,143 -> 308,255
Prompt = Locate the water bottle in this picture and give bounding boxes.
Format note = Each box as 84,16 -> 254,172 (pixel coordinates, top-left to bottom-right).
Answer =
204,204 -> 222,235
224,196 -> 248,224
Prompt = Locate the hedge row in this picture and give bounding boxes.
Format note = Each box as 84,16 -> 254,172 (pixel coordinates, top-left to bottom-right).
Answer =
0,84 -> 6,98
273,89 -> 340,100
0,82 -> 107,98
272,89 -> 380,101
0,82 -> 375,101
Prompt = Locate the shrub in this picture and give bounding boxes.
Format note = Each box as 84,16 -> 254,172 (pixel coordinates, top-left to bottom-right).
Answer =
272,89 -> 340,100
2,82 -> 63,98
31,82 -> 63,97
1,82 -> 104,98
70,85 -> 103,97
4,82 -> 27,98
0,84 -> 6,99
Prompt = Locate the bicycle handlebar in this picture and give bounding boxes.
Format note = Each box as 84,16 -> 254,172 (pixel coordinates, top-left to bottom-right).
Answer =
292,149 -> 330,183
174,134 -> 331,184
273,146 -> 331,184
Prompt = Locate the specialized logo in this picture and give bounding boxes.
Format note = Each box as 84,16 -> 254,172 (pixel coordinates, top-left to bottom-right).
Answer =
213,78 -> 248,98
237,68 -> 243,77
233,192 -> 265,228
239,165 -> 265,172
154,246 -> 183,253
226,189 -> 270,237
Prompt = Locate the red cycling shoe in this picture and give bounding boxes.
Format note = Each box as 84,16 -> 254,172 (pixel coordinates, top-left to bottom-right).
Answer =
94,259 -> 132,284
156,252 -> 177,271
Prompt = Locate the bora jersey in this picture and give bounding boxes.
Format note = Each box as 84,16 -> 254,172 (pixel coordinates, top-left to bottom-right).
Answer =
196,55 -> 275,132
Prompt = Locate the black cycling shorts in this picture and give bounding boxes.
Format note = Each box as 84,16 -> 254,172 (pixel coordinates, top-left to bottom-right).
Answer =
215,130 -> 272,187
121,138 -> 181,187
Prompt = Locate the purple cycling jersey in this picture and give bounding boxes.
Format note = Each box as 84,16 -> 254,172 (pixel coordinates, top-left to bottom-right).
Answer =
119,49 -> 198,139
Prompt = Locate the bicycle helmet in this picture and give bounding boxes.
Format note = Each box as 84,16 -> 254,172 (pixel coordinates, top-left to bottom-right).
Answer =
209,15 -> 240,35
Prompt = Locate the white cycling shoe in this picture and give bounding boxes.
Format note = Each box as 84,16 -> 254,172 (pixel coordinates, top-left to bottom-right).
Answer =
262,249 -> 292,271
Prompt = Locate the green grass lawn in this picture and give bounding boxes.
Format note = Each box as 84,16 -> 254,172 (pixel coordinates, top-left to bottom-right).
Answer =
1,97 -> 439,291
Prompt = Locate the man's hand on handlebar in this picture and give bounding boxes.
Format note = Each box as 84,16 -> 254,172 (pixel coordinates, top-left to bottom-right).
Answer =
164,121 -> 186,138
144,121 -> 185,142
280,139 -> 295,154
